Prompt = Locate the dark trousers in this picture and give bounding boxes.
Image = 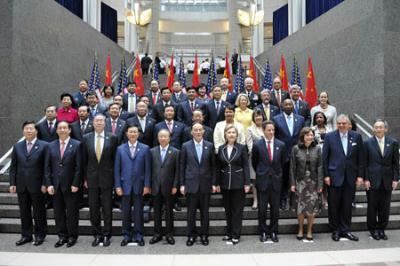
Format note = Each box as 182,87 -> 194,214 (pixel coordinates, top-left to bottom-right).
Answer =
88,187 -> 113,237
121,193 -> 143,241
280,161 -> 290,202
53,188 -> 80,239
258,186 -> 280,234
187,192 -> 210,237
153,192 -> 174,237
328,183 -> 355,234
222,189 -> 245,239
17,190 -> 47,238
367,184 -> 392,232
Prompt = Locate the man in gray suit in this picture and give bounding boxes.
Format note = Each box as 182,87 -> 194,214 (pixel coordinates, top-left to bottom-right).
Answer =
82,114 -> 118,247
149,129 -> 180,245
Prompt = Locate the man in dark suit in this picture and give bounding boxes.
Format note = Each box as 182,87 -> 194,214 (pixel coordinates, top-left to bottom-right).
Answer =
252,121 -> 286,243
46,121 -> 81,248
220,77 -> 237,105
323,114 -> 364,242
82,114 -> 118,247
72,79 -> 88,108
10,121 -> 48,246
255,90 -> 280,121
126,101 -> 156,147
177,86 -> 205,126
364,119 -> 399,240
204,85 -> 230,129
270,77 -> 290,108
37,105 -> 58,143
152,87 -> 178,123
290,85 -> 311,126
272,99 -> 305,209
122,82 -> 140,113
70,105 -> 94,141
105,103 -> 126,144
182,109 -> 213,143
145,80 -> 162,106
180,123 -> 217,246
231,49 -> 238,75
141,53 -> 152,75
105,95 -> 134,121
114,125 -> 151,247
86,91 -> 107,119
149,129 -> 180,245
243,77 -> 260,109
171,81 -> 188,103
153,105 -> 185,150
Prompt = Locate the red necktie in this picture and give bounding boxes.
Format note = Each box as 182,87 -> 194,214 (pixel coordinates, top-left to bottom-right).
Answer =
153,93 -> 157,105
267,141 -> 272,162
60,141 -> 66,159
112,120 -> 117,134
190,102 -> 194,112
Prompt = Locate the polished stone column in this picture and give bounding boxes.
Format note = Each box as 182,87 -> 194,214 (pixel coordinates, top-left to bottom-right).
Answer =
124,0 -> 138,53
288,0 -> 306,35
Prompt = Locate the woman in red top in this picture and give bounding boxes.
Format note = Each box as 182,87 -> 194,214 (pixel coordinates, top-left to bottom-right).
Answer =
57,93 -> 79,123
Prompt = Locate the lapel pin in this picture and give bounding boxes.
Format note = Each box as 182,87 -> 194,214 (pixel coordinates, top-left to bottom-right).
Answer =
276,147 -> 279,150
387,144 -> 390,147
106,136 -> 109,140
69,145 -> 72,148
205,146 -> 208,150
168,150 -> 172,154
137,148 -> 140,152
35,146 -> 38,149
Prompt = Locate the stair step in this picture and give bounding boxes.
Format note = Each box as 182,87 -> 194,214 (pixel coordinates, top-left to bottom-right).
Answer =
1,215 -> 400,235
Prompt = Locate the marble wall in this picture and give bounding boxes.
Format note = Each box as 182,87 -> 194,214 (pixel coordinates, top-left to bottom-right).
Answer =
256,0 -> 400,138
0,0 -> 131,155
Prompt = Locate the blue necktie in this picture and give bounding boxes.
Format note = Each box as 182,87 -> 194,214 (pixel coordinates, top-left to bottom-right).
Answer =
287,115 -> 294,136
161,148 -> 166,163
196,143 -> 202,163
341,134 -> 348,155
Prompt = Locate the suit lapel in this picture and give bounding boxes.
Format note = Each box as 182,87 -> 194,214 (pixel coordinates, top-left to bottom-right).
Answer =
372,137 -> 382,158
190,141 -> 201,166
383,138 -> 390,158
28,141 -> 40,157
347,133 -> 353,157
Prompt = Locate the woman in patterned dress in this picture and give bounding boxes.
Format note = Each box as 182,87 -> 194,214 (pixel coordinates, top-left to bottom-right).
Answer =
290,127 -> 323,241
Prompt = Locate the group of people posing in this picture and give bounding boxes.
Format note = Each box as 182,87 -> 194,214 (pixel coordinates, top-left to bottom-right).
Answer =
9,75 -> 399,249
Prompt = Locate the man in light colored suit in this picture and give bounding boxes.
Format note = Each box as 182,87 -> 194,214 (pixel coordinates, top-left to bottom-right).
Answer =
149,129 -> 180,245
114,125 -> 151,247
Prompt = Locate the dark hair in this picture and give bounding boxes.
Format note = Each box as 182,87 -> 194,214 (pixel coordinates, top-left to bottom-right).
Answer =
224,104 -> 235,112
108,103 -> 120,110
161,87 -> 171,94
60,93 -> 73,102
312,111 -> 327,126
211,85 -> 222,92
86,91 -> 98,98
127,81 -> 137,87
102,85 -> 114,95
164,104 -> 175,112
57,120 -> 71,129
140,95 -> 149,101
78,105 -> 90,112
44,105 -> 57,112
298,127 -> 316,148
125,124 -> 139,133
262,120 -> 275,130
79,79 -> 88,84
22,120 -> 37,130
186,86 -> 197,93
252,109 -> 265,123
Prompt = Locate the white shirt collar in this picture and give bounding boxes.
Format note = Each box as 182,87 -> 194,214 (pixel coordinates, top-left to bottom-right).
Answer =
160,144 -> 169,151
60,137 -> 70,145
194,139 -> 203,146
26,138 -> 37,145
96,131 -> 105,138
128,141 -> 137,148
264,137 -> 274,143
376,136 -> 385,143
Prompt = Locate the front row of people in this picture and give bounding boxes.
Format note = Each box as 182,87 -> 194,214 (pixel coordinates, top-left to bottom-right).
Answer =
9,114 -> 399,247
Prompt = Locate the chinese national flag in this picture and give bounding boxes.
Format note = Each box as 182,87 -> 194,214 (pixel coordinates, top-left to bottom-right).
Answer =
248,55 -> 259,93
279,55 -> 289,91
133,55 -> 145,96
223,51 -> 232,91
105,54 -> 112,85
192,52 -> 199,87
304,56 -> 318,108
166,54 -> 175,90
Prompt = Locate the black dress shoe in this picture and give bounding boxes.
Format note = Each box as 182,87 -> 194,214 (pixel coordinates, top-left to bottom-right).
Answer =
186,237 -> 195,246
222,235 -> 232,241
149,235 -> 163,245
16,237 -> 33,246
342,232 -> 358,241
166,236 -> 175,245
270,233 -> 279,242
260,233 -> 268,242
92,236 -> 103,247
296,234 -> 304,241
103,237 -> 111,247
55,238 -> 68,248
174,203 -> 182,212
231,238 -> 240,245
120,239 -> 130,246
200,236 -> 209,246
370,231 -> 380,240
66,238 -> 77,247
379,231 -> 388,240
136,239 -> 145,246
331,233 -> 340,242
33,238 -> 44,246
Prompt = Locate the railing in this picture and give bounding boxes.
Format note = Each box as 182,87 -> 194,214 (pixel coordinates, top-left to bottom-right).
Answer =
253,57 -> 266,88
353,113 -> 373,139
0,57 -> 136,175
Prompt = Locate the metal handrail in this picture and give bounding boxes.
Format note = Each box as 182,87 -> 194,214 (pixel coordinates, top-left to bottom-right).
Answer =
353,113 -> 373,131
0,57 -> 136,175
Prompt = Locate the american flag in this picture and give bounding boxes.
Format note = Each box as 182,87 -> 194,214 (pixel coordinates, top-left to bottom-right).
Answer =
178,55 -> 186,88
117,57 -> 128,95
206,53 -> 218,94
262,60 -> 273,91
88,55 -> 101,92
152,60 -> 159,82
290,56 -> 302,89
233,55 -> 245,93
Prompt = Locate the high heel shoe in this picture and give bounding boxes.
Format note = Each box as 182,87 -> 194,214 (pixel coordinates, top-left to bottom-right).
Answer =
296,235 -> 304,241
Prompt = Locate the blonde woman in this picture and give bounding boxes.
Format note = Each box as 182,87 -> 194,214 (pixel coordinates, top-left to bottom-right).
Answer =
234,93 -> 254,133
